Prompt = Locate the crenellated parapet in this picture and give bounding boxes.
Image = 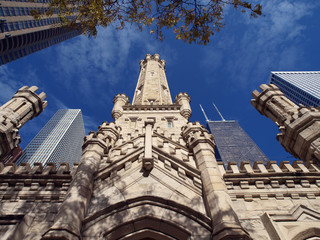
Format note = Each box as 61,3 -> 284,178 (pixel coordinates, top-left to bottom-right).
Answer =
0,162 -> 75,202
175,92 -> 192,119
140,53 -> 166,69
0,86 -> 47,161
97,121 -> 121,149
252,84 -> 320,165
181,121 -> 215,149
219,160 -> 320,201
112,94 -> 129,120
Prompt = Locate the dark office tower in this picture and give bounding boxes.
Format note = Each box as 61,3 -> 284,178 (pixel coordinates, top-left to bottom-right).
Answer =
0,0 -> 81,65
207,120 -> 269,167
270,71 -> 320,107
16,109 -> 85,167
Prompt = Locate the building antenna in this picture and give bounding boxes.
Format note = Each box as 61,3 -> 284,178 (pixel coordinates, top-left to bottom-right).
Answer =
212,102 -> 226,121
199,104 -> 209,122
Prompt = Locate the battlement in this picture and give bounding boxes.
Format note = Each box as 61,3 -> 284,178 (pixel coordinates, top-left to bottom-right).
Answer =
0,162 -> 78,176
219,160 -> 320,201
0,162 -> 77,202
219,160 -> 320,175
139,54 -> 166,68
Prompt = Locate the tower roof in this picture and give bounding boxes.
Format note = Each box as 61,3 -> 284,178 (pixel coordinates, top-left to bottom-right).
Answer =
132,54 -> 173,105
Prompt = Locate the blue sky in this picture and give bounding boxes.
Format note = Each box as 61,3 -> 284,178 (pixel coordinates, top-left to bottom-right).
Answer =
1,0 -> 320,163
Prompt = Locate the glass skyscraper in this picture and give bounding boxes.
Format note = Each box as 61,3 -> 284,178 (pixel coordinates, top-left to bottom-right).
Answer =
270,71 -> 320,107
0,0 -> 81,65
16,109 -> 85,167
207,120 -> 269,167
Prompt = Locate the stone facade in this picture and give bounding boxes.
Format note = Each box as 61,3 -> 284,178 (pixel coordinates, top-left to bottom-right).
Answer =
0,55 -> 320,240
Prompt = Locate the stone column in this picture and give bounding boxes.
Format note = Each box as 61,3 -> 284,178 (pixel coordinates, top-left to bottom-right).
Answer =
42,132 -> 107,240
182,122 -> 251,240
42,122 -> 120,240
0,86 -> 47,161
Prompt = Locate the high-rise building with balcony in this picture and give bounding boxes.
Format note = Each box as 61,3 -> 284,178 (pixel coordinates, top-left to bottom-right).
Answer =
0,0 -> 81,65
16,109 -> 85,167
269,71 -> 320,107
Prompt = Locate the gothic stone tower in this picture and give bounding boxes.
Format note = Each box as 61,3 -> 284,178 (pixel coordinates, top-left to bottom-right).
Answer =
1,55 -> 320,240
43,54 -> 250,240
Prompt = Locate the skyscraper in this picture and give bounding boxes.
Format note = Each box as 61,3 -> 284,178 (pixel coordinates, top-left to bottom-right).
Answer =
269,71 -> 320,107
207,120 -> 269,167
16,109 -> 85,167
0,0 -> 81,65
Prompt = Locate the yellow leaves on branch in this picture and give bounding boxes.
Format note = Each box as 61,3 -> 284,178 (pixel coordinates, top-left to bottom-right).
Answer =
33,0 -> 262,44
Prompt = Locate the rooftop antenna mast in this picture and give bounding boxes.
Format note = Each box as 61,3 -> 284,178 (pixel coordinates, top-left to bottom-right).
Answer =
212,102 -> 226,121
199,104 -> 209,122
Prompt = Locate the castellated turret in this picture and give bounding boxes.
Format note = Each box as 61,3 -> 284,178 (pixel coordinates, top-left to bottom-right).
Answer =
0,86 -> 47,161
111,94 -> 129,120
175,92 -> 192,119
252,84 -> 320,165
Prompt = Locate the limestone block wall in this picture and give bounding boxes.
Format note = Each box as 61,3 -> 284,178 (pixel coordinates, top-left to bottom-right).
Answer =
219,160 -> 320,240
0,162 -> 77,240
117,105 -> 188,139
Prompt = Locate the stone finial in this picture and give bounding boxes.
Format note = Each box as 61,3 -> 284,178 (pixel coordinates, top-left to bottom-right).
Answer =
112,94 -> 129,120
175,92 -> 192,119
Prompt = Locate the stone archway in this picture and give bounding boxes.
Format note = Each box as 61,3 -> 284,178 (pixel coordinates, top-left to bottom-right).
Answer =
292,228 -> 320,240
81,196 -> 212,240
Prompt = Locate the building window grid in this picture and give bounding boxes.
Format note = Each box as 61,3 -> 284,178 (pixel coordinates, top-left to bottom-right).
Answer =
271,73 -> 320,107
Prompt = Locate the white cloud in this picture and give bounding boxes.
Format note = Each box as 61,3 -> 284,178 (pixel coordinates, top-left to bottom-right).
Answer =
0,65 -> 22,103
202,0 -> 319,88
254,0 -> 314,45
46,26 -> 170,106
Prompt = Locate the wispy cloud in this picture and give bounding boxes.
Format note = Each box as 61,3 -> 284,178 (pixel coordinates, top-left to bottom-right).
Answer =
202,0 -> 319,88
42,26 -> 173,110
0,65 -> 23,102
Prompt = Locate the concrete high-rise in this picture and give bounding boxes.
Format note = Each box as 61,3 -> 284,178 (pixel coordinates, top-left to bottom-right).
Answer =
0,0 -> 81,65
16,109 -> 85,167
269,71 -> 320,107
207,120 -> 269,167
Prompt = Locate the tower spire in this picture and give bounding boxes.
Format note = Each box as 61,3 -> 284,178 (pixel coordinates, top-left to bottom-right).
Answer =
132,54 -> 172,105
